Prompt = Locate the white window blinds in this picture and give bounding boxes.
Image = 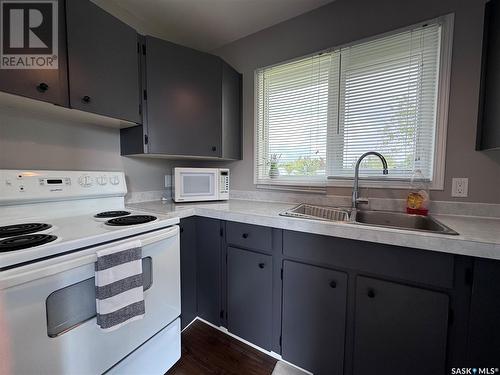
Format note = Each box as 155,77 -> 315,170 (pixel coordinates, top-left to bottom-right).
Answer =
255,18 -> 450,185
256,52 -> 339,181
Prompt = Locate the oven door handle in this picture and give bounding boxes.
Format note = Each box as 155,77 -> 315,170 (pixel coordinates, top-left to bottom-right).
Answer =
0,225 -> 179,290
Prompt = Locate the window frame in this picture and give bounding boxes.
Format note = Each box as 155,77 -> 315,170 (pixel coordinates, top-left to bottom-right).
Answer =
253,14 -> 454,191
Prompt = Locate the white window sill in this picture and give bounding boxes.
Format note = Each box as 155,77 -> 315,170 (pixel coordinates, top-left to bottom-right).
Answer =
256,177 -> 444,191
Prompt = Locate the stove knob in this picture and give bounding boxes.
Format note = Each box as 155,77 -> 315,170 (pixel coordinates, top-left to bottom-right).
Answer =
78,175 -> 93,187
96,176 -> 108,186
110,176 -> 120,185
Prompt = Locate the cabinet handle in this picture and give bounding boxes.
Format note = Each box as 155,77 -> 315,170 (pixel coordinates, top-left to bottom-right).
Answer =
329,281 -> 337,288
37,82 -> 49,93
258,263 -> 265,269
82,96 -> 91,103
242,233 -> 249,239
211,146 -> 217,152
367,289 -> 375,298
180,227 -> 184,233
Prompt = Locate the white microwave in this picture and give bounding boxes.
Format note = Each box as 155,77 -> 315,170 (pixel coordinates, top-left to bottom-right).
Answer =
173,168 -> 229,202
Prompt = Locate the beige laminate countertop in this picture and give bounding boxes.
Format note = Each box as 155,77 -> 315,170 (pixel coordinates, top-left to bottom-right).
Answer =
127,199 -> 500,260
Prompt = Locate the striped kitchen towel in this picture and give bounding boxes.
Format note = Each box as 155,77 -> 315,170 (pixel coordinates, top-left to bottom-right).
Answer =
95,240 -> 145,332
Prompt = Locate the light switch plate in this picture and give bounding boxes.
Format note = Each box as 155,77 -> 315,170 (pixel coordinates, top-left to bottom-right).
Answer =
451,178 -> 468,197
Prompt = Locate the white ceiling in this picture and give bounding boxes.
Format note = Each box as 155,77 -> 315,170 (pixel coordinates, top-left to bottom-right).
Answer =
92,0 -> 334,51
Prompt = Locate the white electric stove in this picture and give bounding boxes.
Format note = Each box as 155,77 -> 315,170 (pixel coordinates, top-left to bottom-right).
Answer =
0,170 -> 181,375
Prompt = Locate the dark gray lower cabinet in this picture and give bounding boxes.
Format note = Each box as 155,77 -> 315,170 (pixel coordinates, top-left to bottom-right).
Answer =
227,247 -> 273,350
353,276 -> 449,375
178,220 -> 480,374
196,217 -> 222,326
180,217 -> 197,329
282,261 -> 348,375
467,258 -> 500,366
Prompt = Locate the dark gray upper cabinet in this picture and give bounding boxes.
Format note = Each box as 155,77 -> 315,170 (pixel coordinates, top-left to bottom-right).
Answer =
477,0 -> 500,150
65,0 -> 141,123
221,61 -> 242,160
144,36 -> 222,157
282,261 -> 347,375
0,0 -> 68,106
227,247 -> 273,350
353,276 -> 449,375
120,36 -> 242,159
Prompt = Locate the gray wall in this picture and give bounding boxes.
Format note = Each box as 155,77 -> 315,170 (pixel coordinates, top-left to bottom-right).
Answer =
0,106 -> 181,193
213,0 -> 500,203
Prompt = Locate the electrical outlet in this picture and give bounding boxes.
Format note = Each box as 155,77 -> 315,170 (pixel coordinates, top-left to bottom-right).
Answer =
452,178 -> 468,197
164,174 -> 172,188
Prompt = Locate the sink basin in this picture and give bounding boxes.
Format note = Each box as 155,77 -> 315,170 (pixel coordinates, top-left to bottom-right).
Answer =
354,210 -> 458,235
280,203 -> 458,235
280,204 -> 350,222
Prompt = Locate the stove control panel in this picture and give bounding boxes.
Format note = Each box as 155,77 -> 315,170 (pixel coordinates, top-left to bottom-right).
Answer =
0,170 -> 127,204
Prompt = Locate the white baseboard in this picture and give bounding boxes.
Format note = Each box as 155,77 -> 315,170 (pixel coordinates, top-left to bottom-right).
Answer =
184,316 -> 312,375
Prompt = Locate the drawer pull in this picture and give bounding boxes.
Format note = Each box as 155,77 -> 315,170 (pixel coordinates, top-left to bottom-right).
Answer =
82,95 -> 91,103
258,263 -> 265,269
242,233 -> 249,239
367,289 -> 376,298
329,281 -> 337,288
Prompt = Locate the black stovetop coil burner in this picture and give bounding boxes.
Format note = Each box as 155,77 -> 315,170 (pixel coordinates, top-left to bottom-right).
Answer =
0,234 -> 57,252
0,223 -> 52,238
94,211 -> 131,218
105,215 -> 157,226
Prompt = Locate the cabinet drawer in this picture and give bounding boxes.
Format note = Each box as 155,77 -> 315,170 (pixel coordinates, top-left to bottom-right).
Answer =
226,222 -> 273,252
283,230 -> 454,289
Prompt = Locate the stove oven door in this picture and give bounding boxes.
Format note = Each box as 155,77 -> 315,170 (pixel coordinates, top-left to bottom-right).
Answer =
0,225 -> 180,375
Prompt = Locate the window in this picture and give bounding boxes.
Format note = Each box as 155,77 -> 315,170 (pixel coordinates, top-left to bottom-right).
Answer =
255,15 -> 453,189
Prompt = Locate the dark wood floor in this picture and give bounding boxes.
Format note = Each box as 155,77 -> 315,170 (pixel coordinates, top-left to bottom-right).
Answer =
167,320 -> 277,375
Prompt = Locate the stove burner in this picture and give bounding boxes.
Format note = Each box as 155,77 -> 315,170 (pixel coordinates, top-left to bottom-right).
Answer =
94,211 -> 131,218
105,215 -> 157,226
0,234 -> 57,252
0,223 -> 52,238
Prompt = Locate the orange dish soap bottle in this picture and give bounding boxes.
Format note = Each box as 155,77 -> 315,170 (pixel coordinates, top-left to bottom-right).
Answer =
406,170 -> 430,216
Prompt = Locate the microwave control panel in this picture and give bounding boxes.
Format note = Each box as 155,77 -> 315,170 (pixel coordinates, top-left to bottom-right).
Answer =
220,169 -> 230,196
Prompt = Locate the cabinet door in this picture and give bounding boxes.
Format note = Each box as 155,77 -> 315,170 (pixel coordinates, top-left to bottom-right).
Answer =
478,0 -> 500,150
0,0 -> 68,106
227,247 -> 273,350
145,36 -> 222,157
467,259 -> 500,366
221,61 -> 242,160
180,218 -> 197,329
66,0 -> 141,123
282,261 -> 347,375
196,217 -> 222,326
353,277 -> 449,375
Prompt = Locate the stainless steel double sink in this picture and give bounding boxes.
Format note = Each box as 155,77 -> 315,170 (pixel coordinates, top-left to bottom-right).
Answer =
280,203 -> 458,235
